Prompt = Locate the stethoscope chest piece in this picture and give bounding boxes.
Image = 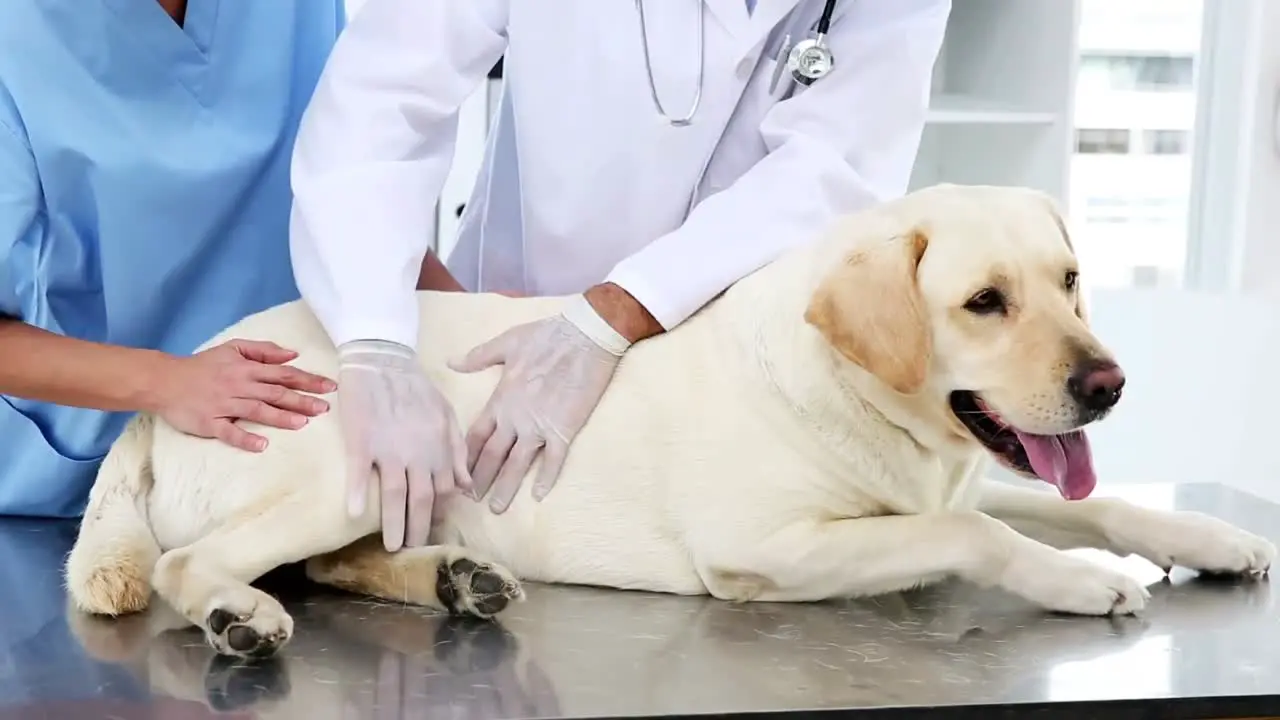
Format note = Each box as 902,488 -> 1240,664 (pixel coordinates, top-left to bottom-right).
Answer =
786,36 -> 834,85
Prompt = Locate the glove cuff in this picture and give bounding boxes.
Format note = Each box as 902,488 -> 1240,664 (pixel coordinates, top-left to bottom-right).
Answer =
338,339 -> 415,362
561,294 -> 632,357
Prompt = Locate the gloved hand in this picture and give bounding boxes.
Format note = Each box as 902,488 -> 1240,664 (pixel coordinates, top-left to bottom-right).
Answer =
337,340 -> 471,551
449,294 -> 630,512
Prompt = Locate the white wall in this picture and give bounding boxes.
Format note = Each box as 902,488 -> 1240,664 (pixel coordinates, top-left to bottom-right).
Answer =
1081,289 -> 1280,502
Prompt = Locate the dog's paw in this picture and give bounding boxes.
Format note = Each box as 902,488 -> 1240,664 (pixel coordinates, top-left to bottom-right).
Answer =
1117,510 -> 1275,578
1002,547 -> 1149,616
436,554 -> 525,620
202,588 -> 294,659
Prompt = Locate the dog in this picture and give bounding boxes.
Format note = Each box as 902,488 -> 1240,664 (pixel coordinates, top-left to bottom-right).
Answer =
63,183 -> 1276,659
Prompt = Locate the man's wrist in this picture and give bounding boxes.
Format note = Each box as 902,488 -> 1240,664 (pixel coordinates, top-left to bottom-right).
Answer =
583,283 -> 663,345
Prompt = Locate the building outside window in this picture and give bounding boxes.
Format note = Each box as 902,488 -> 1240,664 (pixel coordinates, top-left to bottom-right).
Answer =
1069,0 -> 1203,289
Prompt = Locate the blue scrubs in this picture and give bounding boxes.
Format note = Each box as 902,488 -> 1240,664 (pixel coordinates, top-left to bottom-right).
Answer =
0,0 -> 345,517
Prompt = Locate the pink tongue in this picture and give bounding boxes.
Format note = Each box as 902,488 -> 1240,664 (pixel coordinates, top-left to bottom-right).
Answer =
1012,429 -> 1096,500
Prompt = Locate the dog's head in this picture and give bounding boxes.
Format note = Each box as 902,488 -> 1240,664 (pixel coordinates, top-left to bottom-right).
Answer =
803,184 -> 1121,500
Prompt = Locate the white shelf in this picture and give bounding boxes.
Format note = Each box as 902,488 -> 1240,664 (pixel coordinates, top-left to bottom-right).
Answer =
916,0 -> 1080,201
926,94 -> 1059,125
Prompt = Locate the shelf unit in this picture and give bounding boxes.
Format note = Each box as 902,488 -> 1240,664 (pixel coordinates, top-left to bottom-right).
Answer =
911,0 -> 1080,201
426,0 -> 1082,257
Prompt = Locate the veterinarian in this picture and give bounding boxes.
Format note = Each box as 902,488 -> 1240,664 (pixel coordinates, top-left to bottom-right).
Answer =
290,0 -> 952,551
0,0 -> 350,518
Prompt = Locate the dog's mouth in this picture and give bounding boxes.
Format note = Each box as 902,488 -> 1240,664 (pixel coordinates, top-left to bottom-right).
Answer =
948,391 -> 1097,500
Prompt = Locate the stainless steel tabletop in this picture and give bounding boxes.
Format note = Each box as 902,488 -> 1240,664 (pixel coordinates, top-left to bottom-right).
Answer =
1,482 -> 1278,719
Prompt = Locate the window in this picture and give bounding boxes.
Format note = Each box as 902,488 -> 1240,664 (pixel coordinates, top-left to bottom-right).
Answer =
1069,0 -> 1204,290
1079,54 -> 1196,92
1142,129 -> 1190,155
1076,129 -> 1132,155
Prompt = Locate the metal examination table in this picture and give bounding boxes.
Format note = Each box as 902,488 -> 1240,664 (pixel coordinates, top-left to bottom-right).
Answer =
0,482 -> 1277,719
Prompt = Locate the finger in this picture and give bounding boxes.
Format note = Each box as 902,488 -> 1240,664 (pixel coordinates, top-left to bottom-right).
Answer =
251,363 -> 338,396
228,339 -> 297,365
464,412 -> 498,473
449,421 -> 474,494
470,424 -> 518,501
231,399 -> 309,431
404,462 -> 435,548
211,419 -> 267,453
447,331 -> 514,373
377,463 -> 409,552
487,439 -> 542,513
244,379 -> 330,416
532,441 -> 569,501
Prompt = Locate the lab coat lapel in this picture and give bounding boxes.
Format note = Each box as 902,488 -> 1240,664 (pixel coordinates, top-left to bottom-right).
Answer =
701,0 -> 748,37
733,0 -> 807,64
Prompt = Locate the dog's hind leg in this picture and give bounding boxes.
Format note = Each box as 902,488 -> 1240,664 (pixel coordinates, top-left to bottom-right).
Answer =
65,415 -> 163,616
150,494 -> 354,659
305,535 -> 525,619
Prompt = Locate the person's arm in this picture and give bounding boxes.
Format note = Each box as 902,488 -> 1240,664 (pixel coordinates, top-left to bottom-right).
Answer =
415,250 -> 466,292
0,108 -> 333,452
0,111 -> 171,413
289,0 -> 510,349
598,0 -> 952,338
0,321 -> 172,413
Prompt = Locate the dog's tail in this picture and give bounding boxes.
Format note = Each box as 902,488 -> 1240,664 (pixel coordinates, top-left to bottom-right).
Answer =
64,414 -> 163,616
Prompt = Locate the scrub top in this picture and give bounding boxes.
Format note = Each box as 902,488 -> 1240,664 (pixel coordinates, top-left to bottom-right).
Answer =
0,0 -> 345,517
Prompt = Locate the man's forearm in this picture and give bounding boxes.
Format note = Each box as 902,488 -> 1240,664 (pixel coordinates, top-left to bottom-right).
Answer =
416,250 -> 466,292
0,319 -> 170,412
584,282 -> 664,344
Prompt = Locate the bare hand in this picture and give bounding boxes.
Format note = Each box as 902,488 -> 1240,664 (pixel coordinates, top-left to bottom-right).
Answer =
152,339 -> 337,452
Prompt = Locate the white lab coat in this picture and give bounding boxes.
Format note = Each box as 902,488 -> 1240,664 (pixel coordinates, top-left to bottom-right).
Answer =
289,0 -> 952,350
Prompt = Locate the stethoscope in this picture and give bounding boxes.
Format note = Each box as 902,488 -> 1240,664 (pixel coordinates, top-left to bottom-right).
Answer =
635,0 -> 839,126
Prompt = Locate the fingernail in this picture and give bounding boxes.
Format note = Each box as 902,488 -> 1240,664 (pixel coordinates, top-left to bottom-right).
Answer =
322,380 -> 337,392
313,399 -> 330,413
533,486 -> 548,501
255,438 -> 268,452
291,415 -> 308,428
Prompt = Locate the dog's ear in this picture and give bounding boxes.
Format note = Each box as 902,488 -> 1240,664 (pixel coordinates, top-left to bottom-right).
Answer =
804,229 -> 931,395
1040,193 -> 1089,323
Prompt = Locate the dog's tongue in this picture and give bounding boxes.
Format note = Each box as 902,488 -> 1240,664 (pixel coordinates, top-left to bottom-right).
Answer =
1012,429 -> 1096,500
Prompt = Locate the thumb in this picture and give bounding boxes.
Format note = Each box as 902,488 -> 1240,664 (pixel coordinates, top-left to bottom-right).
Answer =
228,339 -> 296,365
448,332 -> 513,373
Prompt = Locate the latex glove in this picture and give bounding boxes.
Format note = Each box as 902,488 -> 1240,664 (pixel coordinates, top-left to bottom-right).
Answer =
449,295 -> 630,512
337,340 -> 471,551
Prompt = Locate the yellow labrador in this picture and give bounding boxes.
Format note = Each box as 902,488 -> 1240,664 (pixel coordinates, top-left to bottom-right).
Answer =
64,183 -> 1275,658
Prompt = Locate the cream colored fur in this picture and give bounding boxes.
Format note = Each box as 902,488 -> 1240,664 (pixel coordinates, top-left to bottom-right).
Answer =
63,183 -> 1275,658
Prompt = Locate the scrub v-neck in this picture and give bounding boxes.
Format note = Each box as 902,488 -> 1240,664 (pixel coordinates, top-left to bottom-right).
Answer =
101,0 -> 222,100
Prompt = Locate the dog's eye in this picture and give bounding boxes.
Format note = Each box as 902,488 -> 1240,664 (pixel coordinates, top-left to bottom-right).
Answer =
964,288 -> 1005,315
1064,270 -> 1079,290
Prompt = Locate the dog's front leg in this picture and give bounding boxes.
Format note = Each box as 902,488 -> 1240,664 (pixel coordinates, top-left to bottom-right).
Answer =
698,512 -> 1149,615
979,480 -> 1275,576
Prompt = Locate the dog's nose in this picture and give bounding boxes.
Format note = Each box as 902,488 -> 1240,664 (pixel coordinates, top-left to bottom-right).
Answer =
1069,361 -> 1125,412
